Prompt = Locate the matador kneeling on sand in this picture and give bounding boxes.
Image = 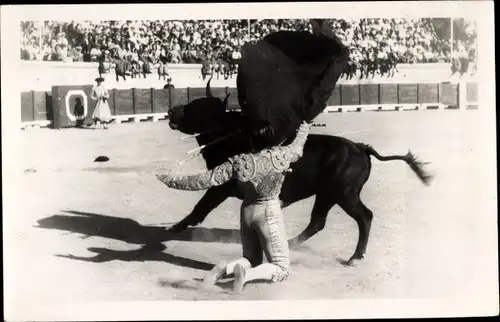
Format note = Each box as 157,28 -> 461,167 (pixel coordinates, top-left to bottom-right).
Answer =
157,121 -> 311,292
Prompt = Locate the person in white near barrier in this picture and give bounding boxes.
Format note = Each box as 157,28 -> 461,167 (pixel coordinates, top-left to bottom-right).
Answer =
91,77 -> 112,130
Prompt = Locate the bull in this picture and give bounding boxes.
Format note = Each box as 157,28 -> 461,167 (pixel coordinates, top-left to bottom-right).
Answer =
165,78 -> 433,266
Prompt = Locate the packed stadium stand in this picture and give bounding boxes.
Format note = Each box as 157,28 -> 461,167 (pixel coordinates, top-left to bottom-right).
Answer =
21,19 -> 477,80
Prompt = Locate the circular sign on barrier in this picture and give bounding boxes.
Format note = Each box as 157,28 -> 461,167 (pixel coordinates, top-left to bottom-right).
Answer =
65,90 -> 88,121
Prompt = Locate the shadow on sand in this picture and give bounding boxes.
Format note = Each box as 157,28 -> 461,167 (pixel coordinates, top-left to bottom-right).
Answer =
35,210 -> 241,270
55,245 -> 215,271
36,210 -> 242,245
35,210 -> 341,272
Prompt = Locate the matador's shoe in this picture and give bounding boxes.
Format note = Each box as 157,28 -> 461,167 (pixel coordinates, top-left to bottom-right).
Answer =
233,263 -> 247,293
203,261 -> 227,287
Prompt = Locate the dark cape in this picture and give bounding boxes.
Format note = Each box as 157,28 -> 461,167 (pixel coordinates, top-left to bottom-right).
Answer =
237,20 -> 350,150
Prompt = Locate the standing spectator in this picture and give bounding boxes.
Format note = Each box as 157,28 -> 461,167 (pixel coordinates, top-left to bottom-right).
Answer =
51,44 -> 62,61
90,77 -> 112,130
163,77 -> 175,89
97,53 -> 110,77
73,46 -> 83,62
158,47 -> 169,80
56,32 -> 69,48
114,55 -> 129,82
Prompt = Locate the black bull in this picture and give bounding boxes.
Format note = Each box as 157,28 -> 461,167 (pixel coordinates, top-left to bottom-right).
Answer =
166,84 -> 433,265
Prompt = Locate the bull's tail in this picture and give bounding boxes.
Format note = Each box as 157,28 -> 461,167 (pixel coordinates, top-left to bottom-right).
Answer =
359,143 -> 434,186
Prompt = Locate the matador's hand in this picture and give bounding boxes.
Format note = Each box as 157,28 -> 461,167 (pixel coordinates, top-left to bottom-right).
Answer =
156,168 -> 173,181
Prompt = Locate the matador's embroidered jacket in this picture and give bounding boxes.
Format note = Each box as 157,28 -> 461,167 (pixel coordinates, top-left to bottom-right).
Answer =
157,122 -> 310,202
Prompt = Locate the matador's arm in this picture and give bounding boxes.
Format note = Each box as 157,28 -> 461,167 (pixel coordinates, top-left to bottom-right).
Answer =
156,161 -> 235,191
286,121 -> 311,163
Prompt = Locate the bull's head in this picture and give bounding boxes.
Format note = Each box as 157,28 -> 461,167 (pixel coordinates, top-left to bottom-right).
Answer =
168,76 -> 249,169
168,76 -> 233,135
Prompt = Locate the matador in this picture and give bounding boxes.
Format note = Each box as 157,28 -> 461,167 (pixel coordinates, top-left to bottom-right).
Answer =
157,121 -> 311,292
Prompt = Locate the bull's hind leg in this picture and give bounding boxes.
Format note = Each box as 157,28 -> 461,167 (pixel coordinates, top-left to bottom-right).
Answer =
288,193 -> 337,247
338,198 -> 373,266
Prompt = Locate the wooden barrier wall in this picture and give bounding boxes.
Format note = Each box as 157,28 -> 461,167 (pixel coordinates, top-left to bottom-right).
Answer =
322,83 -> 460,107
21,81 -> 479,127
20,90 -> 53,122
95,86 -> 239,115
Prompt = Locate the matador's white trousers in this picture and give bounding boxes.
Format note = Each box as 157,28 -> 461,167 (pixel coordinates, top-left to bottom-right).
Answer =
224,198 -> 291,284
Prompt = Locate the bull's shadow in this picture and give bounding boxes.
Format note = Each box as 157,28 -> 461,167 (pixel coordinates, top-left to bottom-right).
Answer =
36,210 -> 241,245
35,210 -> 241,269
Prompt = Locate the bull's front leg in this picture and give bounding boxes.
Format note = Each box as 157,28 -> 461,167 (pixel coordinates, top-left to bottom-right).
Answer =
168,180 -> 239,233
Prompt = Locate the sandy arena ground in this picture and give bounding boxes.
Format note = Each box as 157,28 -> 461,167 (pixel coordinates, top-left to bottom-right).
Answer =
5,109 -> 498,308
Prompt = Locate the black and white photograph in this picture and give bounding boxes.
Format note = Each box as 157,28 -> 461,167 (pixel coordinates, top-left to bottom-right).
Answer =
2,1 -> 498,320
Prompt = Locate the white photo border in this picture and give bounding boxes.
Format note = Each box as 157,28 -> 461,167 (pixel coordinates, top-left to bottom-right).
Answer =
2,2 -> 497,320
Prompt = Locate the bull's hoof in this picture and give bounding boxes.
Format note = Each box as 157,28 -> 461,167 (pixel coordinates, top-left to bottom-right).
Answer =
340,256 -> 364,267
168,218 -> 201,233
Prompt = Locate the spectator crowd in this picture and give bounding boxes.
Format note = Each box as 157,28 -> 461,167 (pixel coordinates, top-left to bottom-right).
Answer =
21,18 -> 477,79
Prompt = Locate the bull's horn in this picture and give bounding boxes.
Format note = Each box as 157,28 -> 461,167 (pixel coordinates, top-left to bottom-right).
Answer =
223,93 -> 230,107
206,75 -> 214,98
